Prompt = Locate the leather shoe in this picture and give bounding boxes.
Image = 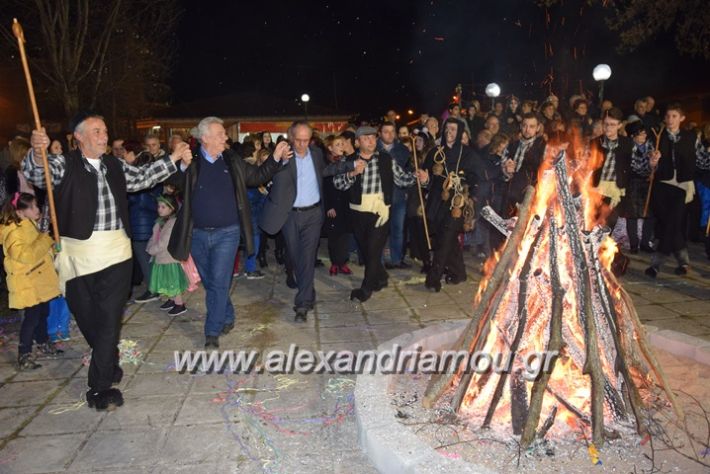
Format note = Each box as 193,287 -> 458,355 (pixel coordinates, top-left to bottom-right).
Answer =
222,322 -> 234,335
286,273 -> 297,289
86,388 -> 124,411
349,288 -> 371,302
674,265 -> 688,276
644,266 -> 658,279
205,336 -> 219,348
294,308 -> 308,322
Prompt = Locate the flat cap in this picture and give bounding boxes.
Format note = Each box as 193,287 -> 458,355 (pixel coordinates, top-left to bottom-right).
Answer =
355,126 -> 377,138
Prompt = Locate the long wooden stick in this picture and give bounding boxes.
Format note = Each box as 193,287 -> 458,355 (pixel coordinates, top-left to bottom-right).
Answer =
642,125 -> 665,219
12,19 -> 60,245
409,136 -> 431,251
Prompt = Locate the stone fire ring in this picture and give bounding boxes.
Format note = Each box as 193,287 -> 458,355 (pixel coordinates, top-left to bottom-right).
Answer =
354,320 -> 710,474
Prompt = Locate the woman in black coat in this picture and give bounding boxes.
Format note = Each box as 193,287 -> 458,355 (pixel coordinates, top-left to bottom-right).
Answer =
322,135 -> 353,275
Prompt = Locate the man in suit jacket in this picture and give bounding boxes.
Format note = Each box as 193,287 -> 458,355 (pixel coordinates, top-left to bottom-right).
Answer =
261,121 -> 362,322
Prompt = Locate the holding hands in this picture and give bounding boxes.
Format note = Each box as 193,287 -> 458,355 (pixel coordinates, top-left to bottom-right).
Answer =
169,141 -> 192,166
272,141 -> 293,162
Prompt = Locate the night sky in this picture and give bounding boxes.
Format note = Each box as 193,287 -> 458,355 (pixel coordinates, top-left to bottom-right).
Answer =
173,0 -> 710,119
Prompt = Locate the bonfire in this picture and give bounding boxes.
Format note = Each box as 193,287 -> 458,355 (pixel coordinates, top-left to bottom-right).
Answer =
422,146 -> 683,449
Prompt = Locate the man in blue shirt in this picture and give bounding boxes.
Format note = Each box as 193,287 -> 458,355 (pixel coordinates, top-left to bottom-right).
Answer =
261,121 -> 361,322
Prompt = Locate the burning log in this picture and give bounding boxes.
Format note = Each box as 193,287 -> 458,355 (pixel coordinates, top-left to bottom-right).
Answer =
422,186 -> 537,409
422,148 -> 685,451
480,205 -> 514,238
520,216 -> 565,447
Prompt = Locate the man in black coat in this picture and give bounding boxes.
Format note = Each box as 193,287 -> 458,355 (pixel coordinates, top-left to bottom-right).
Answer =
501,112 -> 547,218
260,121 -> 359,322
420,118 -> 478,291
646,103 -> 710,278
168,116 -> 289,348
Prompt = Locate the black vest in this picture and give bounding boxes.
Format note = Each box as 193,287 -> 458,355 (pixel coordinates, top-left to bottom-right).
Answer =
591,135 -> 633,189
55,151 -> 130,240
655,129 -> 697,183
346,152 -> 394,206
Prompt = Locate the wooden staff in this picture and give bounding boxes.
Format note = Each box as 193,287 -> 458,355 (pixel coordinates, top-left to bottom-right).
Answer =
12,19 -> 60,246
409,136 -> 432,251
642,124 -> 665,218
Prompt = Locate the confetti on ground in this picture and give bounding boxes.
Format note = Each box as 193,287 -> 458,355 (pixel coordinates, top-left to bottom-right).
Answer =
82,338 -> 143,367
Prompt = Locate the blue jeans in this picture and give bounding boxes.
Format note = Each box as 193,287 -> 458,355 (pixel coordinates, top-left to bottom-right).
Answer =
191,224 -> 240,337
245,229 -> 260,272
388,187 -> 407,264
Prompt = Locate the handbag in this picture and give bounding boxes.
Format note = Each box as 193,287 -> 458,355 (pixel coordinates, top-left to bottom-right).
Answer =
180,254 -> 201,292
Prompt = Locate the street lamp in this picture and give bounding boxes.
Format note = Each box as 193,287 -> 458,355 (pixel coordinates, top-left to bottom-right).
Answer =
592,64 -> 611,103
301,93 -> 310,121
485,83 -> 501,110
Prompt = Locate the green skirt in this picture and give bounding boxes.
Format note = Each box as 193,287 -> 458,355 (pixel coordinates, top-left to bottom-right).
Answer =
149,262 -> 188,297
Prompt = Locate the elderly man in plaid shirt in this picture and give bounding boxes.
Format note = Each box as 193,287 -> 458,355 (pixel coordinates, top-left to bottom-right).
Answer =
334,126 -> 428,303
27,113 -> 191,411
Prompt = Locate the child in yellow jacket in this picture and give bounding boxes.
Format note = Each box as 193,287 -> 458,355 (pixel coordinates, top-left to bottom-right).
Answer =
1,192 -> 62,370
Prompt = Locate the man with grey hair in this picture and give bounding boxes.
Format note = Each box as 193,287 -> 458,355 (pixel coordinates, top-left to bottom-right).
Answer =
169,117 -> 291,347
261,120 -> 362,322
28,112 -> 192,411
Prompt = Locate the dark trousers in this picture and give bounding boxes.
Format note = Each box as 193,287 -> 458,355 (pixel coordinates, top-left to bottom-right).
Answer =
131,240 -> 151,287
18,301 -> 50,355
652,182 -> 688,255
352,211 -> 389,293
66,259 -> 132,392
407,216 -> 430,264
626,218 -> 654,250
281,206 -> 323,311
429,217 -> 466,282
327,232 -> 351,266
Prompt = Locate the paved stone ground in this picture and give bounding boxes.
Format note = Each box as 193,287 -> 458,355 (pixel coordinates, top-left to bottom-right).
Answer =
0,240 -> 708,473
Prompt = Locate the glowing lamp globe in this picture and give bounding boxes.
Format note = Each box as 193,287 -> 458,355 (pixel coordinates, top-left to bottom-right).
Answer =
485,83 -> 501,98
592,64 -> 612,82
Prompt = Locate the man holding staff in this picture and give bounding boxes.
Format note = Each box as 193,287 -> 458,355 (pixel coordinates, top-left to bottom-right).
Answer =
645,103 -> 710,278
27,114 -> 191,410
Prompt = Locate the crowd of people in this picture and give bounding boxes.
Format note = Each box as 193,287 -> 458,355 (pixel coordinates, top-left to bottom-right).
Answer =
1,90 -> 709,411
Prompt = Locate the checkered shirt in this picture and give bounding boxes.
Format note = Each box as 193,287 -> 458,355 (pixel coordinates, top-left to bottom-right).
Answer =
333,152 -> 415,192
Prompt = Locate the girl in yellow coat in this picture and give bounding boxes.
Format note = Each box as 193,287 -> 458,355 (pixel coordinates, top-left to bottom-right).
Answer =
1,192 -> 62,370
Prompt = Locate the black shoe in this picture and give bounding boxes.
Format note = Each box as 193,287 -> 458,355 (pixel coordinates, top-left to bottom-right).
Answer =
315,259 -> 324,267
384,262 -> 397,270
644,266 -> 658,279
349,288 -> 371,303
445,274 -> 466,285
159,299 -> 175,311
222,322 -> 234,335
674,265 -> 688,276
113,366 -> 123,385
205,336 -> 220,349
134,291 -> 159,303
425,273 -> 442,292
18,353 -> 41,371
168,304 -> 187,316
86,388 -> 124,411
246,270 -> 265,280
286,273 -> 297,289
294,308 -> 308,323
640,244 -> 654,253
